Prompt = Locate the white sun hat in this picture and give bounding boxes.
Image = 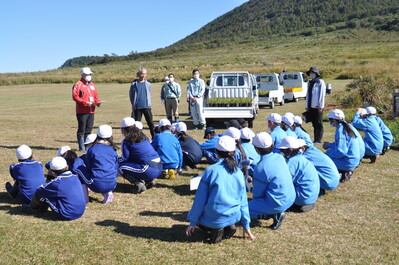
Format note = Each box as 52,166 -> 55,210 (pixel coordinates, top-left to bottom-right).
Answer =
50,157 -> 68,171
176,122 -> 187,133
366,106 -> 377,114
121,117 -> 135,128
240,127 -> 255,140
326,109 -> 345,120
284,112 -> 295,118
158,119 -> 171,128
225,127 -> 241,140
216,135 -> 236,152
297,139 -> 307,147
134,121 -> 143,130
16,145 -> 32,160
266,113 -> 282,123
294,116 -> 303,125
252,132 -> 273,148
282,114 -> 295,127
278,136 -> 301,149
80,67 -> 93,75
57,145 -> 71,156
98,125 -> 113,138
84,134 -> 97,145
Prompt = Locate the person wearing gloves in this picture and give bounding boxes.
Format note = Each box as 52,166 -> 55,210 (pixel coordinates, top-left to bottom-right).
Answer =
187,69 -> 206,129
6,145 -> 45,204
239,127 -> 260,176
298,139 -> 340,195
293,116 -> 313,147
305,66 -> 326,144
200,127 -> 220,164
281,114 -> 297,138
249,132 -> 295,230
175,122 -> 203,170
72,67 -> 102,152
323,109 -> 361,182
186,135 -> 255,244
118,117 -> 162,194
27,157 -> 86,220
77,125 -> 118,204
160,73 -> 181,124
366,106 -> 393,155
352,108 -> 383,163
151,119 -> 183,179
266,113 -> 287,154
279,136 -> 320,212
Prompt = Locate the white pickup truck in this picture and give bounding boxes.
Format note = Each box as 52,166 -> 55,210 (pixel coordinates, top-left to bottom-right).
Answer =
256,73 -> 285,108
280,72 -> 308,102
204,71 -> 259,127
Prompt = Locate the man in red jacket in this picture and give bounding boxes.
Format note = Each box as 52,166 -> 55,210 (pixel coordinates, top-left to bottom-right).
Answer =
72,67 -> 101,152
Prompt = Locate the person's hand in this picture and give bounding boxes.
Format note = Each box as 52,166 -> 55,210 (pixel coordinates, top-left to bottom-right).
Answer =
192,97 -> 197,102
85,102 -> 92,107
322,142 -> 329,150
186,225 -> 197,237
243,229 -> 255,240
161,100 -> 165,105
318,108 -> 323,113
96,103 -> 102,107
186,97 -> 190,102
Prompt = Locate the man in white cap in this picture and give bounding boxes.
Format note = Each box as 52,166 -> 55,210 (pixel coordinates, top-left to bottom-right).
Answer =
72,67 -> 102,152
28,157 -> 86,220
266,113 -> 287,153
366,106 -> 393,155
6,145 -> 45,204
249,132 -> 295,230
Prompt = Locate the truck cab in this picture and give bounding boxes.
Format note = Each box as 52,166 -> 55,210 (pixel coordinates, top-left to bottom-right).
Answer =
256,73 -> 284,108
280,72 -> 308,102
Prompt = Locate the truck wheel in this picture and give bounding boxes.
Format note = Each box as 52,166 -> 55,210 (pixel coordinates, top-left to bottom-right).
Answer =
248,119 -> 254,128
280,97 -> 285,106
269,101 -> 275,109
293,97 -> 299,102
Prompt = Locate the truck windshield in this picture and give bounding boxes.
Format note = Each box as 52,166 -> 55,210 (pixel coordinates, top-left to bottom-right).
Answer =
256,75 -> 274,82
216,75 -> 245,87
283,74 -> 299,80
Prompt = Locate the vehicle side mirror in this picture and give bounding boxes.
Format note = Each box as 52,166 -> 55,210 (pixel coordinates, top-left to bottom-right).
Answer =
304,78 -> 308,82
253,85 -> 257,90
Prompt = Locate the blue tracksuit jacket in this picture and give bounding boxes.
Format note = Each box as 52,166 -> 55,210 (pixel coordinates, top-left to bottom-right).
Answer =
152,130 -> 183,169
375,116 -> 393,148
352,113 -> 383,155
270,126 -> 287,153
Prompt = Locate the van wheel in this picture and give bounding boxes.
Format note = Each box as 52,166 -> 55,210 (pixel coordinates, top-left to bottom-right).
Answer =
280,97 -> 285,106
293,97 -> 299,102
269,101 -> 275,109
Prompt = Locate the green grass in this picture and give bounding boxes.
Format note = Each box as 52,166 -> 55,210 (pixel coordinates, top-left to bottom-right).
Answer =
0,80 -> 398,264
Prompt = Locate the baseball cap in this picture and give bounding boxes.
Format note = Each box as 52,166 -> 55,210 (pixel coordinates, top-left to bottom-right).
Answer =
80,67 -> 93,75
294,116 -> 303,125
225,127 -> 241,140
134,121 -> 143,130
366,106 -> 377,114
326,109 -> 345,120
252,132 -> 273,148
98,125 -> 113,138
266,113 -> 282,124
50,157 -> 68,171
158,119 -> 171,128
240,127 -> 255,140
282,114 -> 295,127
237,118 -> 247,127
278,136 -> 301,149
216,135 -> 236,152
297,139 -> 307,147
176,122 -> 187,133
204,127 -> 215,139
57,145 -> 71,156
121,117 -> 135,128
224,119 -> 241,129
84,134 -> 97,145
16,145 -> 32,160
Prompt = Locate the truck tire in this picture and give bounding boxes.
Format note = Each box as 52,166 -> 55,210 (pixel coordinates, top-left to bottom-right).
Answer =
280,97 -> 285,106
269,101 -> 275,109
293,97 -> 299,102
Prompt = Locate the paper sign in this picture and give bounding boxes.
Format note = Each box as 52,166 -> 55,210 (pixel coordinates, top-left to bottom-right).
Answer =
190,175 -> 203,191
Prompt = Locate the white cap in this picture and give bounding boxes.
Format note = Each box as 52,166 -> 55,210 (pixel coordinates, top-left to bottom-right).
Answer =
158,119 -> 171,128
326,109 -> 345,120
360,108 -> 367,115
121,117 -> 135,128
266,113 -> 282,123
80,67 -> 93,75
294,116 -> 303,125
240,127 -> 255,140
366,106 -> 377,114
284,112 -> 295,118
176,122 -> 187,133
282,114 -> 295,127
134,121 -> 143,130
225,127 -> 241,140
84,134 -> 97,145
57,145 -> 71,156
50,157 -> 68,171
278,136 -> 301,149
98,125 -> 113,138
252,132 -> 273,148
297,139 -> 307,147
216,135 -> 236,152
16,145 -> 32,160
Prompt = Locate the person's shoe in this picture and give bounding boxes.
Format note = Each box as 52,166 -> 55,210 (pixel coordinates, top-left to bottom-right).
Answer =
183,165 -> 190,171
209,228 -> 224,244
313,141 -> 322,145
319,188 -> 326,197
370,155 -> 379,163
101,191 -> 113,204
299,203 -> 315,212
260,214 -> 272,220
132,182 -> 147,194
5,182 -> 17,199
250,219 -> 262,228
168,169 -> 176,180
222,225 -> 237,239
270,212 -> 286,230
201,124 -> 207,130
339,170 -> 354,183
161,170 -> 168,179
145,180 -> 156,190
21,203 -> 35,214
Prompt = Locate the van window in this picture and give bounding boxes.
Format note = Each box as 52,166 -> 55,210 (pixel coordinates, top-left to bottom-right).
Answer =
283,74 -> 298,80
257,75 -> 273,82
215,75 -> 245,87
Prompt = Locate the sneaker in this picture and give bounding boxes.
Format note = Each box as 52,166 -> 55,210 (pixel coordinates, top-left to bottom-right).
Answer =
319,188 -> 326,197
299,203 -> 315,212
145,180 -> 156,189
209,228 -> 224,244
101,191 -> 113,204
168,169 -> 176,180
222,225 -> 237,239
132,182 -> 147,194
161,170 -> 168,179
370,155 -> 379,163
183,165 -> 190,171
5,182 -> 17,199
270,212 -> 286,230
250,219 -> 262,228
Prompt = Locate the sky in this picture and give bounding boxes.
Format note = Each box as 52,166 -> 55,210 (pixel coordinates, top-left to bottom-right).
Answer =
0,0 -> 248,73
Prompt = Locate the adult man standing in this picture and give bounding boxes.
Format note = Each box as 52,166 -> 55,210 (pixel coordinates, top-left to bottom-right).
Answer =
187,69 -> 206,129
72,67 -> 101,152
161,73 -> 181,124
129,67 -> 155,138
305,66 -> 326,144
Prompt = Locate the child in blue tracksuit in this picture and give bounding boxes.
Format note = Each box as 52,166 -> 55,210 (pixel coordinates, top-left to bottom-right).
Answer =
281,114 -> 297,138
323,109 -> 361,182
366,106 -> 393,154
6,145 -> 45,204
200,127 -> 220,164
175,122 -> 203,169
240,127 -> 260,176
279,137 -> 320,212
151,119 -> 182,179
299,140 -> 340,193
30,157 -> 86,220
77,125 -> 118,204
186,135 -> 255,244
267,113 -> 287,154
249,132 -> 295,230
118,117 -> 162,194
293,116 -> 314,147
352,108 -> 383,162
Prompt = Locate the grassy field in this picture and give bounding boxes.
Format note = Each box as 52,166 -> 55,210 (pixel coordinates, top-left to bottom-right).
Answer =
0,79 -> 398,264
